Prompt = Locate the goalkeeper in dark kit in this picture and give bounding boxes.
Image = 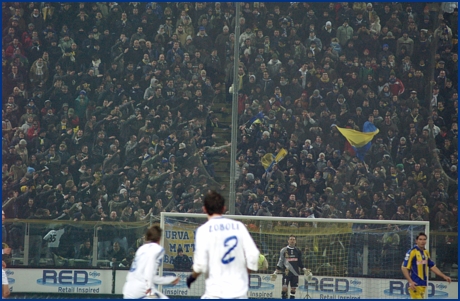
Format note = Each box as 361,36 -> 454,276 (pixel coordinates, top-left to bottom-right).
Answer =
272,235 -> 311,299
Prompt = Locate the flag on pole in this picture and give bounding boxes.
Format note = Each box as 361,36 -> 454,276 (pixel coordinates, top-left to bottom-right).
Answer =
273,148 -> 288,163
261,148 -> 288,172
248,112 -> 265,125
335,122 -> 379,161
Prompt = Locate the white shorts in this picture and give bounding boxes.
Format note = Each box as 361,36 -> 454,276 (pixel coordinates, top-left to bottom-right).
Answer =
201,294 -> 247,299
123,280 -> 168,299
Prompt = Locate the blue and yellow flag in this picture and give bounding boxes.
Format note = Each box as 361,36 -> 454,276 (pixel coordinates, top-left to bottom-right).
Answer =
261,148 -> 288,172
248,112 -> 265,125
336,122 -> 379,161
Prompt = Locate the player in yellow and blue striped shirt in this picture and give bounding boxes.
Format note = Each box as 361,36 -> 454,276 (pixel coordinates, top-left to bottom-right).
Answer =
401,232 -> 451,299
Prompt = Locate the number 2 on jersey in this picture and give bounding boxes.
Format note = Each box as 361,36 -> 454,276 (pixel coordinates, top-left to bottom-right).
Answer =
221,236 -> 238,264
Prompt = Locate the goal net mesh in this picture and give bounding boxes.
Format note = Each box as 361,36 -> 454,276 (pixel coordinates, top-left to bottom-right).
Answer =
159,213 -> 429,299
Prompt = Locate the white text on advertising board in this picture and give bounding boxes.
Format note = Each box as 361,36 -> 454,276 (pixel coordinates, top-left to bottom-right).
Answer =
38,270 -> 102,293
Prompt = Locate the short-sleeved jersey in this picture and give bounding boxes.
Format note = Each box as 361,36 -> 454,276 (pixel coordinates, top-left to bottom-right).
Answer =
402,245 -> 435,286
277,246 -> 304,276
193,217 -> 259,298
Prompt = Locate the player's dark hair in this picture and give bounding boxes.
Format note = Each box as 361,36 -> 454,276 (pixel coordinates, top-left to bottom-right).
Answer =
203,190 -> 225,215
145,224 -> 162,242
416,232 -> 427,240
289,235 -> 296,239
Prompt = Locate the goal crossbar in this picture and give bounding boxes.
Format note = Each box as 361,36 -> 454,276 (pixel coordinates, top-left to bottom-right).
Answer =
160,212 -> 430,227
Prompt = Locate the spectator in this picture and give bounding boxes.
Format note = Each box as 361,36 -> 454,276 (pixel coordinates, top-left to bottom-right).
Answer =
78,239 -> 92,261
107,241 -> 126,267
336,19 -> 354,47
173,247 -> 192,271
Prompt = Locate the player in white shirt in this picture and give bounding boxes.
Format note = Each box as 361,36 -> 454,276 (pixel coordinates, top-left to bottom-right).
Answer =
123,225 -> 179,299
2,267 -> 10,298
186,191 -> 260,299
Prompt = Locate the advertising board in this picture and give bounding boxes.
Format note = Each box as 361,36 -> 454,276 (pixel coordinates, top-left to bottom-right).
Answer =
7,268 -> 458,299
6,268 -> 112,294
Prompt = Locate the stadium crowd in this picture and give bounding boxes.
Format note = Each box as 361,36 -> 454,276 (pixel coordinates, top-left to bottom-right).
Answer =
1,2 -> 458,264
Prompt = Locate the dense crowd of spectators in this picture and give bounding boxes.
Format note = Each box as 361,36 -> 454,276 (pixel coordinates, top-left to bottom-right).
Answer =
1,2 -> 458,265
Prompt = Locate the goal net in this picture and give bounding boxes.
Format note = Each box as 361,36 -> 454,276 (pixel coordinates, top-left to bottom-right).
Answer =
159,213 -> 429,299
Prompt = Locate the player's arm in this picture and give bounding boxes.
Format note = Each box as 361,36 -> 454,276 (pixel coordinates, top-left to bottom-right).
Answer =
151,273 -> 179,285
2,270 -> 10,298
297,249 -> 309,276
187,228 -> 207,288
430,266 -> 452,283
186,269 -> 202,289
296,248 -> 306,272
275,248 -> 285,272
2,283 -> 10,298
401,266 -> 416,290
401,250 -> 416,290
186,267 -> 202,288
146,248 -> 178,292
153,249 -> 179,285
270,248 -> 286,281
426,253 -> 451,283
242,224 -> 260,272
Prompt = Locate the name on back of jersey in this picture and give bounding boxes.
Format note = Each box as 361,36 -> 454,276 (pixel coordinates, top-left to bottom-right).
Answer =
209,222 -> 240,232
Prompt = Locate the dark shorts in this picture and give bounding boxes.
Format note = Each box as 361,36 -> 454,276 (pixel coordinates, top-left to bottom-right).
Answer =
282,274 -> 299,288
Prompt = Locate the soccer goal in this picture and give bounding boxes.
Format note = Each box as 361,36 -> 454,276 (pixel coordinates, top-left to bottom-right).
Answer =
159,213 -> 430,299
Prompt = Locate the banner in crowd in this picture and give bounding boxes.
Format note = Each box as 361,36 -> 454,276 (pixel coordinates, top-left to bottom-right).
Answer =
162,224 -> 196,269
5,268 -> 112,294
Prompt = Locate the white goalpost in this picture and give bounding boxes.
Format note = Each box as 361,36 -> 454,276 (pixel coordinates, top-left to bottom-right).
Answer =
158,213 -> 434,299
